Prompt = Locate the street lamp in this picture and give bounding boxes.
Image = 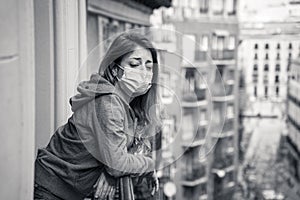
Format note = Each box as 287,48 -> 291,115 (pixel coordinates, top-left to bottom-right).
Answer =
212,169 -> 226,178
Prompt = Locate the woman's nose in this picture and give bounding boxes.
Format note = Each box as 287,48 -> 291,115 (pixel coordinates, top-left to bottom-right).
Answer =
137,64 -> 147,72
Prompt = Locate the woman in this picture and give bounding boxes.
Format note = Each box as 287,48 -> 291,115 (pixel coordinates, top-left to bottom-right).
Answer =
34,32 -> 160,200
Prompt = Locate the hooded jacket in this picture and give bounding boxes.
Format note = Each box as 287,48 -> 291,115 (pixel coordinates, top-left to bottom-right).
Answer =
35,73 -> 155,200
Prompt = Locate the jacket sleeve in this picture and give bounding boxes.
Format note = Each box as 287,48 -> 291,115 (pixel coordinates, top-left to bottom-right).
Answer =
92,94 -> 155,178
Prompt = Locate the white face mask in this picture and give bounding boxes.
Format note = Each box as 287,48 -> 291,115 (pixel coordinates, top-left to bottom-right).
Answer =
116,65 -> 153,97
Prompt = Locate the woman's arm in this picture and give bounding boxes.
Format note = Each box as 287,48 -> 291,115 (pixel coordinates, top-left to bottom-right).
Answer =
92,94 -> 155,178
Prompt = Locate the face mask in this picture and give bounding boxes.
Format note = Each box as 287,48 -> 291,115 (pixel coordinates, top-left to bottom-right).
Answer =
116,64 -> 153,97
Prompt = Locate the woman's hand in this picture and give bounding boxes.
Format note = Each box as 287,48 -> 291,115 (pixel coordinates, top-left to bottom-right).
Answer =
150,170 -> 159,196
93,172 -> 116,200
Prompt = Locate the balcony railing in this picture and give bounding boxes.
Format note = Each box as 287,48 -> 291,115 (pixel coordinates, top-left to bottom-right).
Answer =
213,155 -> 234,170
182,87 -> 206,101
182,121 -> 207,148
200,7 -> 208,13
195,126 -> 206,140
211,49 -> 235,60
182,161 -> 206,182
211,81 -> 234,100
195,50 -> 207,62
223,120 -> 234,132
182,87 -> 207,107
213,180 -> 235,199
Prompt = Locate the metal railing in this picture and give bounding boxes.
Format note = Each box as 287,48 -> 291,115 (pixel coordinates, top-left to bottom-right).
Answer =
195,50 -> 207,62
211,49 -> 235,60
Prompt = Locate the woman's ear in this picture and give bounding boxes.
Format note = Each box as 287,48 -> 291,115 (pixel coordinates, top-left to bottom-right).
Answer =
116,66 -> 124,79
112,68 -> 118,77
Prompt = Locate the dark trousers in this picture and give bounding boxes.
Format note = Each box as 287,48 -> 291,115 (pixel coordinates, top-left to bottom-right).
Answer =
34,183 -> 63,200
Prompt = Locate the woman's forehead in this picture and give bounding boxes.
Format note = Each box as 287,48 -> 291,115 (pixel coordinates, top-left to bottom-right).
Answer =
126,46 -> 152,61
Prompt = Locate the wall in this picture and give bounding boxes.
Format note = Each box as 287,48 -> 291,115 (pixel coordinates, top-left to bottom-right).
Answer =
34,0 -> 88,152
0,0 -> 35,199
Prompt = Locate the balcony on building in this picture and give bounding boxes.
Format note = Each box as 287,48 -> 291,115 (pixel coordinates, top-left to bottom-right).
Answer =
212,75 -> 234,101
181,147 -> 207,186
286,120 -> 300,156
211,49 -> 235,61
212,119 -> 234,138
182,68 -> 207,107
213,136 -> 235,159
195,50 -> 207,62
182,125 -> 207,148
181,104 -> 208,148
288,79 -> 300,103
182,183 -> 207,200
213,170 -> 235,199
213,143 -> 235,165
212,150 -> 235,173
285,136 -> 300,182
211,31 -> 236,65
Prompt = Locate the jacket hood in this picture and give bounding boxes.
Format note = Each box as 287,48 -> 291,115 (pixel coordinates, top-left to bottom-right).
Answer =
70,73 -> 116,112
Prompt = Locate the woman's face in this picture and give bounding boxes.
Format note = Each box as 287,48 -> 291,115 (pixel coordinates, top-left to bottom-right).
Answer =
120,46 -> 153,73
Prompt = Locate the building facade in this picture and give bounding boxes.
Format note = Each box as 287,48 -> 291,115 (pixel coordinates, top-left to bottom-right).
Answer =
277,57 -> 300,199
152,0 -> 240,199
239,25 -> 300,102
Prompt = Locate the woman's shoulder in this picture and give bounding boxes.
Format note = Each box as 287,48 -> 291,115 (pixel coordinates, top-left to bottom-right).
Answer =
94,93 -> 126,113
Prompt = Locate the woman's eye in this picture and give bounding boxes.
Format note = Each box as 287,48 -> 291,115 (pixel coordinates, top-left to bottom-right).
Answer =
130,64 -> 139,67
130,62 -> 140,67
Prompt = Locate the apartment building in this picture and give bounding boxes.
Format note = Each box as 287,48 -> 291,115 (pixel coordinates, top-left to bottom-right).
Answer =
151,0 -> 239,199
239,24 -> 300,101
277,57 -> 300,199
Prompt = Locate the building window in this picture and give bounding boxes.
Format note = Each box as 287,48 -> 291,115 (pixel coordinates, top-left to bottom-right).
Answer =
263,74 -> 268,84
264,64 -> 269,71
227,35 -> 235,50
291,75 -> 295,80
275,64 -> 280,72
275,75 -> 279,83
200,35 -> 208,51
183,7 -> 192,19
264,86 -> 268,97
212,35 -> 218,50
253,74 -> 258,83
182,34 -> 196,63
254,86 -> 257,97
211,34 -> 225,61
289,43 -> 292,49
199,0 -> 209,13
265,43 -> 269,49
276,86 -> 279,97
265,53 -> 269,60
212,0 -> 224,15
277,43 -> 280,49
276,53 -> 280,60
288,52 -> 292,60
226,0 -> 236,15
254,43 -> 258,49
227,104 -> 234,117
254,53 -> 258,60
253,64 -> 258,71
217,65 -> 224,77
